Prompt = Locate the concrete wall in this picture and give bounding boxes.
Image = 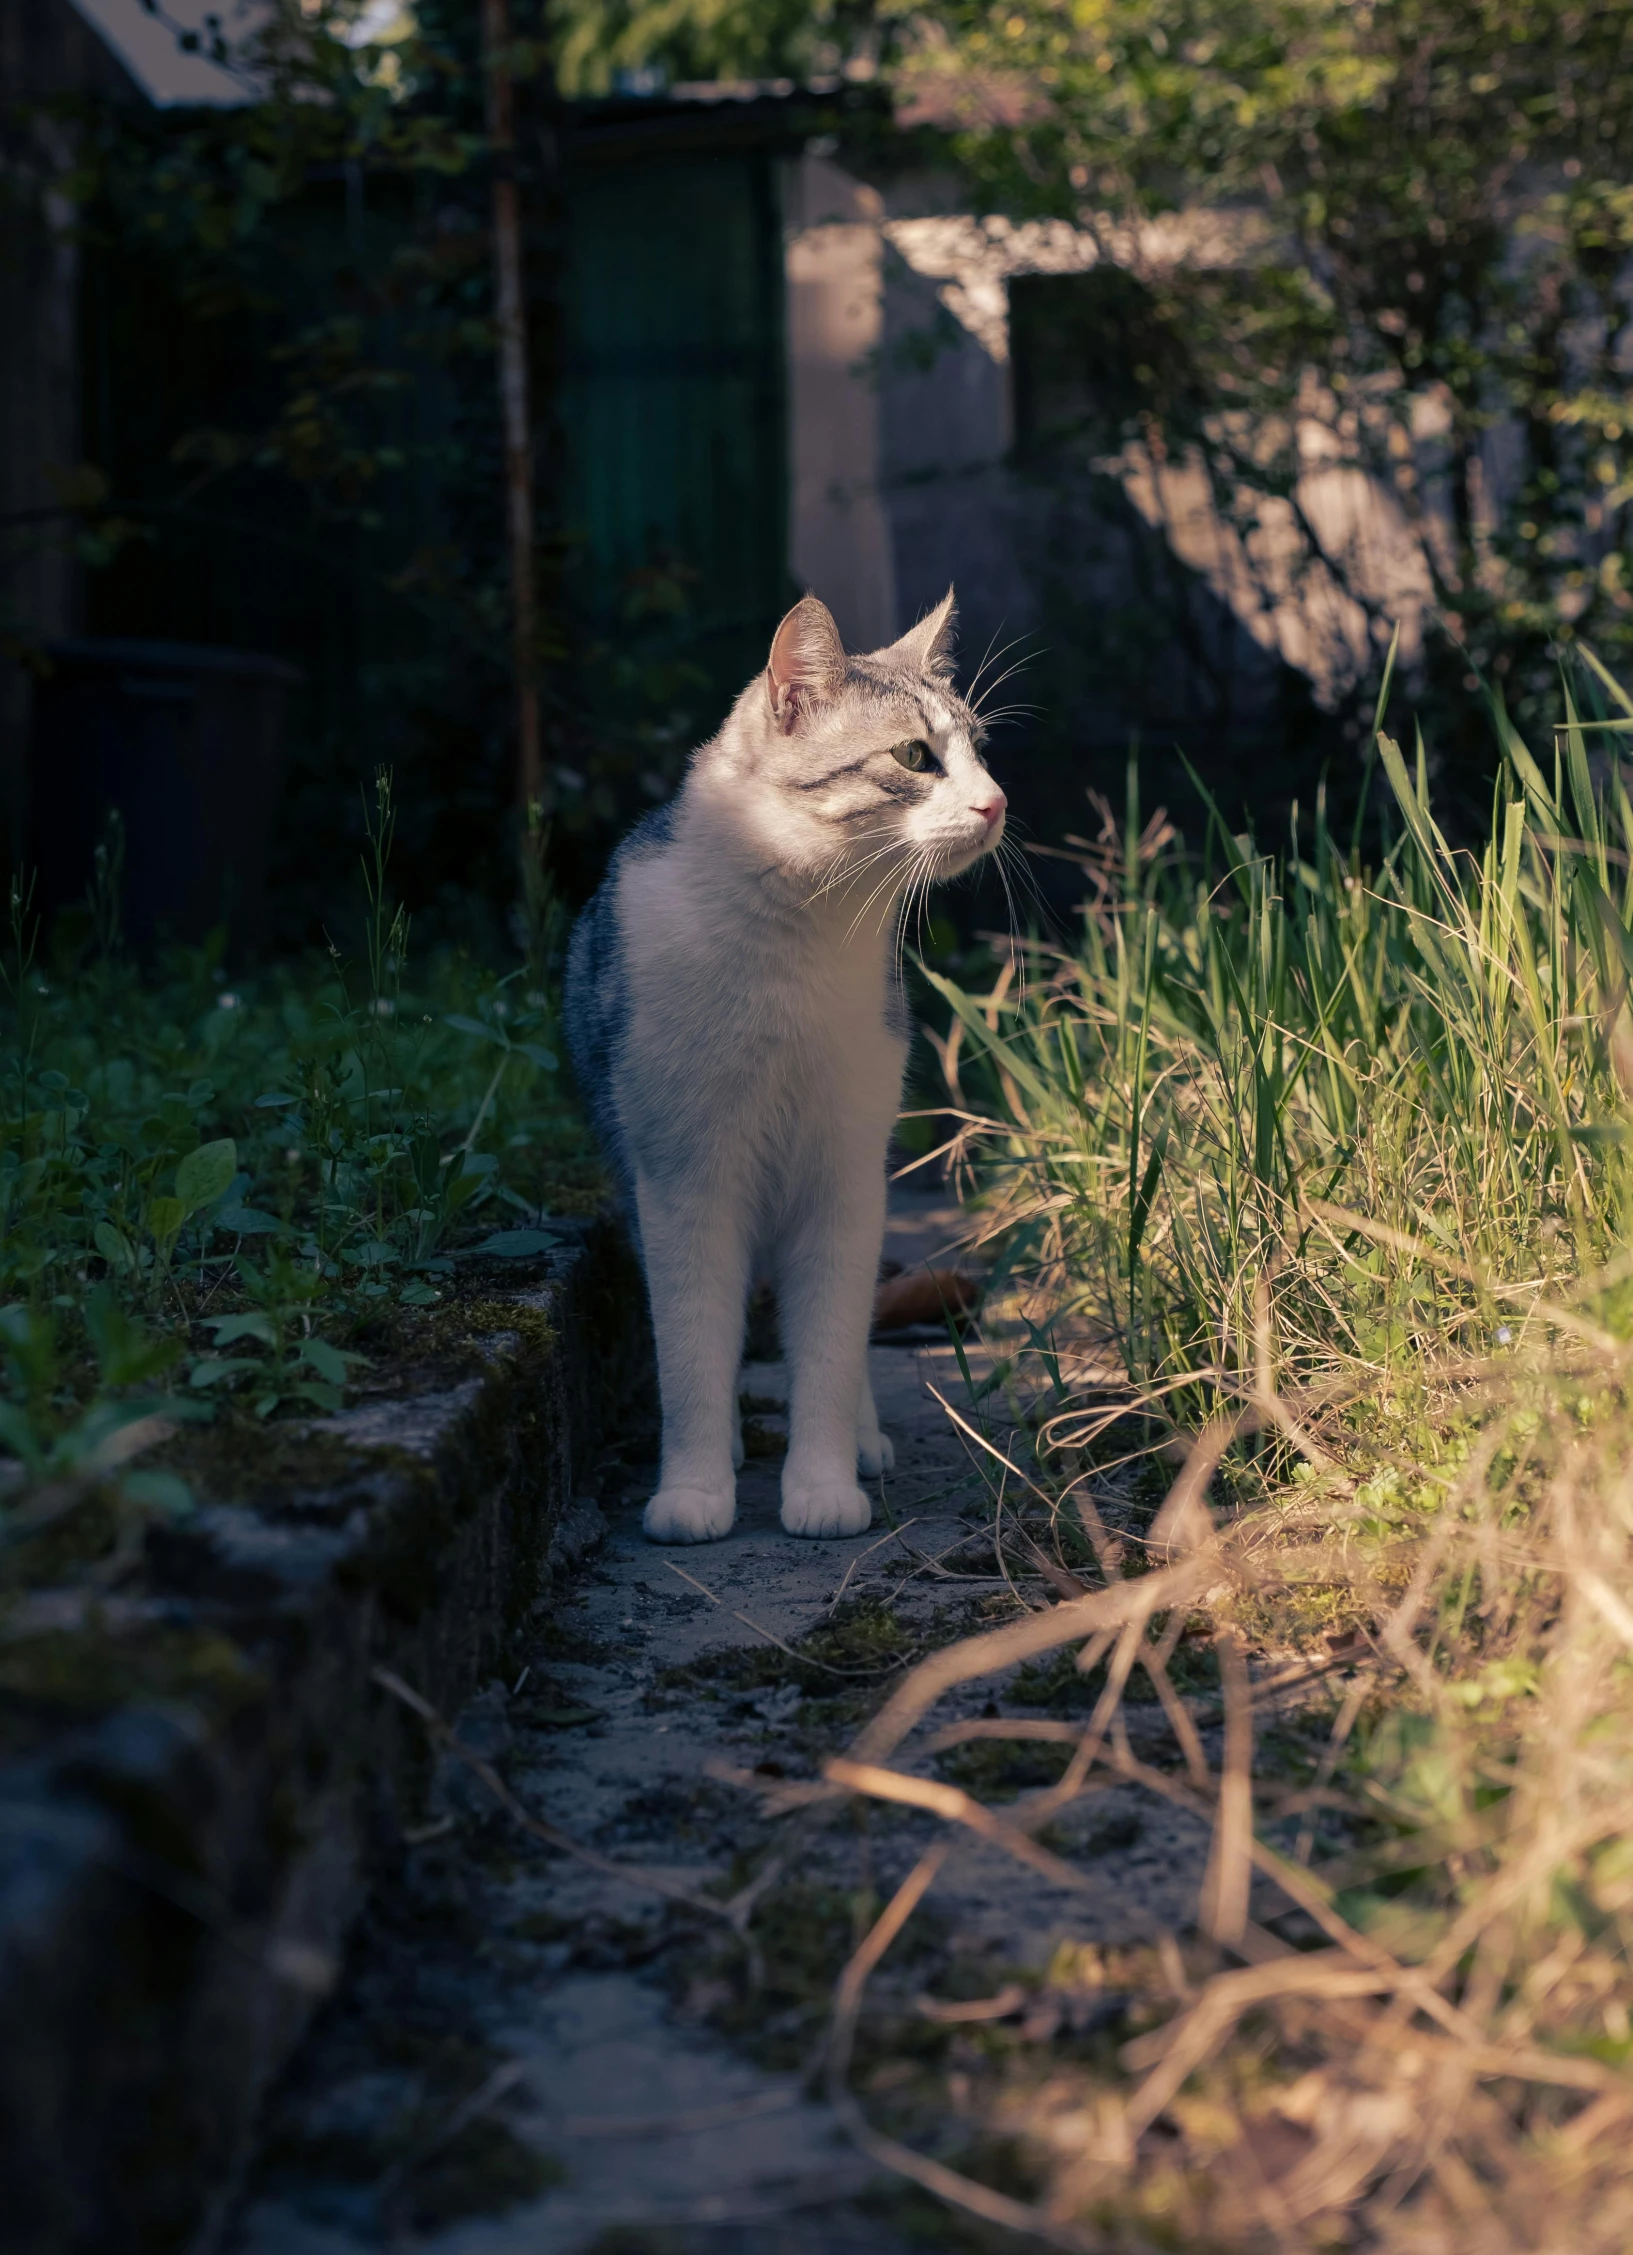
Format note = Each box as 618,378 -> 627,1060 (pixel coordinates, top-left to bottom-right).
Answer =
782,153 -> 1432,821
782,153 -> 898,652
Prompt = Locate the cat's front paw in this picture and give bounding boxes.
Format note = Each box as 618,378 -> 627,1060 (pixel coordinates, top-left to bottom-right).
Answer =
781,1475 -> 873,1540
856,1425 -> 895,1477
644,1484 -> 736,1544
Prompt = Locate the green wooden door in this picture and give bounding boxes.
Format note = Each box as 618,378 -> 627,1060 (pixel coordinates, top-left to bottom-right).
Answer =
560,148 -> 788,718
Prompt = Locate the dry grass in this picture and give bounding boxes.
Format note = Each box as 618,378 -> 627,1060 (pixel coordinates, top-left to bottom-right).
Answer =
806,656 -> 1633,2250
812,1352 -> 1633,2252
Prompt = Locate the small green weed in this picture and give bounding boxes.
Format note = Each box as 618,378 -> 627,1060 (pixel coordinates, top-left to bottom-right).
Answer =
688,1878 -> 945,2072
936,1737 -> 1075,1800
660,1596 -> 920,1701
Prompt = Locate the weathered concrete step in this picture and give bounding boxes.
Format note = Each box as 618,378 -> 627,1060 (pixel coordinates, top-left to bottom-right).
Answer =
0,1216 -> 645,2255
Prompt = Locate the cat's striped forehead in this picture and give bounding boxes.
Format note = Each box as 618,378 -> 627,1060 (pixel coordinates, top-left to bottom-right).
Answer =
790,664 -> 982,778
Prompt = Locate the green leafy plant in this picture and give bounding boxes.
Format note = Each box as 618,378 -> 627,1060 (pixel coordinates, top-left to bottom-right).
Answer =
0,768 -> 593,1481
0,1294 -> 198,1544
190,1248 -> 368,1419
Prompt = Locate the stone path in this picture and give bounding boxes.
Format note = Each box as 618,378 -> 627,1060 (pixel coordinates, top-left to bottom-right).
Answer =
225,1194 -> 1213,2255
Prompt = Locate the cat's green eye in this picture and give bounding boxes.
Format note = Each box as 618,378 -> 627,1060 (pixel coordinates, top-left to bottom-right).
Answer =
890,739 -> 933,772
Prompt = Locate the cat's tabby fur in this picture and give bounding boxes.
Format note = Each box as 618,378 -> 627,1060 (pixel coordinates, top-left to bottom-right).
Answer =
564,589 -> 1006,1543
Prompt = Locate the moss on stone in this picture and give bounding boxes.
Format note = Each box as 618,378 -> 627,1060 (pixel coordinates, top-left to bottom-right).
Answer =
342,1463 -> 460,1625
1006,1632 -> 1218,1715
658,1596 -> 919,1701
0,1623 -> 261,1721
408,1294 -> 558,1374
156,1417 -> 387,1503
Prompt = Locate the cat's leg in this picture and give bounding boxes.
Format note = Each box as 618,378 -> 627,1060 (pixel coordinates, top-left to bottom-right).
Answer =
777,1149 -> 886,1538
856,1369 -> 894,1477
637,1170 -> 749,1543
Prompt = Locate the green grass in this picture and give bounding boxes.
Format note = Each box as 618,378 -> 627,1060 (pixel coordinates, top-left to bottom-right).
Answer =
818,650 -> 1633,2250
0,775 -> 596,1539
932,645 -> 1633,1418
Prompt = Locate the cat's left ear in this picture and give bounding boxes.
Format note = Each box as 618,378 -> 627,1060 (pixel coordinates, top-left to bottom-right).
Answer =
767,595 -> 847,732
874,586 -> 957,678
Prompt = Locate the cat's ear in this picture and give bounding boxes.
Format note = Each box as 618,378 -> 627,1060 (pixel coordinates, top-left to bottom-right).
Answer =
767,595 -> 846,731
875,587 -> 957,678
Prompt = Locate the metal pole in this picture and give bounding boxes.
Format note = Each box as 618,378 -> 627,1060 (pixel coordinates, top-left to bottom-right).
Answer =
481,0 -> 542,810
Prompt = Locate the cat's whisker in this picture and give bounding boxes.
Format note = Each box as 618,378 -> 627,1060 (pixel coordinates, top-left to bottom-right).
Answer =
962,625 -> 1014,706
913,872 -> 935,963
864,861 -> 917,946
888,872 -> 912,975
991,851 -> 1027,1006
971,702 -> 1040,728
971,653 -> 1030,692
891,852 -> 933,981
998,828 -> 1053,1004
969,663 -> 1036,722
912,849 -> 944,964
844,835 -> 918,913
963,630 -> 1033,713
808,850 -> 898,913
804,832 -> 911,909
901,851 -> 930,947
846,852 -> 914,944
808,823 -> 902,889
995,829 -> 1048,923
968,652 -> 1033,708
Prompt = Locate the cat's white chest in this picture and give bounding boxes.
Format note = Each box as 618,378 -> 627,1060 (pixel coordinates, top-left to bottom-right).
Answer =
614,844 -> 903,1174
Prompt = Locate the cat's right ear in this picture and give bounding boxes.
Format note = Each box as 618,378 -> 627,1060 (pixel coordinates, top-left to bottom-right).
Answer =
766,596 -> 846,732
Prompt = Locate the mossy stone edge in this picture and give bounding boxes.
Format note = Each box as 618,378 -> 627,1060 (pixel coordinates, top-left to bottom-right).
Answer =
0,1211 -> 647,2255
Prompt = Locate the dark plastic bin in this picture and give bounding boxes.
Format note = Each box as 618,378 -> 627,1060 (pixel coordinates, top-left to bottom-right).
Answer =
26,638 -> 302,957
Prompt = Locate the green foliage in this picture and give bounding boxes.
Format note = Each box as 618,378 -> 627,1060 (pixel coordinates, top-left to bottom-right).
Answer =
0,771 -> 592,1519
895,0 -> 1633,756
59,2 -> 505,524
0,1295 -> 197,1515
550,0 -> 870,92
24,2 -> 586,921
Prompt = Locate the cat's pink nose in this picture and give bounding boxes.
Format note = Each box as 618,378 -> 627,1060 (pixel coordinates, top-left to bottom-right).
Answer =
971,791 -> 1007,828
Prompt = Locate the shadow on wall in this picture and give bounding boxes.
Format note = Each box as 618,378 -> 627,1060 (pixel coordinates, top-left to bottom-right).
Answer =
785,157 -> 1398,871
1008,474 -> 1348,871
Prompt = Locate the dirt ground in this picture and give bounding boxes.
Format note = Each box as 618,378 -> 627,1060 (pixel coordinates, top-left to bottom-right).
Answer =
223,1195 -> 1214,2255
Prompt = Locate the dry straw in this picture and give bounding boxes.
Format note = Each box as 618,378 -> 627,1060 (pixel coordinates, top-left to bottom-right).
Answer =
811,649 -> 1633,2249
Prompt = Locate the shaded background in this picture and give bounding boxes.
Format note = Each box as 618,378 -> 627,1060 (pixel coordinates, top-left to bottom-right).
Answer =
4,0 -> 1628,953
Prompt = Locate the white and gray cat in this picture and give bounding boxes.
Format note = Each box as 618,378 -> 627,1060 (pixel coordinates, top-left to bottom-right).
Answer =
563,588 -> 1006,1544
